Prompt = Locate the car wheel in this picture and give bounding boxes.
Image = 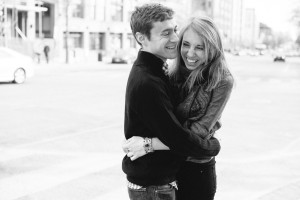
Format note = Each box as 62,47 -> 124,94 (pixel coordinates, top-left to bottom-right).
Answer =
13,68 -> 26,84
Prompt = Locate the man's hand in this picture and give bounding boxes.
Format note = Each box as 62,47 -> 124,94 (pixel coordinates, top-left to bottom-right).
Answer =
122,136 -> 147,161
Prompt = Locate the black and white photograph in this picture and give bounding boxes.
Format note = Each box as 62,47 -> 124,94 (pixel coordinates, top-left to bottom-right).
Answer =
1,0 -> 300,199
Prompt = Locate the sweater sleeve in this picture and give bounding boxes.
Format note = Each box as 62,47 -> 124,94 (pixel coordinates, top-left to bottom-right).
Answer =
136,79 -> 221,158
190,75 -> 234,136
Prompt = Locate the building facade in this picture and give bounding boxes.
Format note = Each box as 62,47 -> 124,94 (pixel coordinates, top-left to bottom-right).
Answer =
54,0 -> 138,62
231,0 -> 244,50
1,0 -> 260,62
243,8 -> 258,48
0,0 -> 139,62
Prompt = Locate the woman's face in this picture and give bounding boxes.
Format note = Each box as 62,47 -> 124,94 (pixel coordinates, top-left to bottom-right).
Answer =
180,28 -> 206,71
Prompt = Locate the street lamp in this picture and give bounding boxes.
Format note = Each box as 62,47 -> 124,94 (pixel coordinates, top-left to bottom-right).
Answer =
65,0 -> 69,64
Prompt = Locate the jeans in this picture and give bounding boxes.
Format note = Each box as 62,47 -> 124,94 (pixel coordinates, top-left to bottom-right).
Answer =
177,161 -> 217,200
128,184 -> 176,200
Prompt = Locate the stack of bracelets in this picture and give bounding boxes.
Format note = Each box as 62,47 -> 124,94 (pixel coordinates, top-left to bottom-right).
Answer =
143,137 -> 154,154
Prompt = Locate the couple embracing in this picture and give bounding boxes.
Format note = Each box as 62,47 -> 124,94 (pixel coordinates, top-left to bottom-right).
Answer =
122,3 -> 234,200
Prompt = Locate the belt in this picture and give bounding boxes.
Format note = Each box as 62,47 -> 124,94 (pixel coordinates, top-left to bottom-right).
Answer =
127,181 -> 178,190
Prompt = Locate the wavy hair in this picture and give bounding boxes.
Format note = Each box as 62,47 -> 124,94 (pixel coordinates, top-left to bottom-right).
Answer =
130,4 -> 174,46
170,15 -> 232,92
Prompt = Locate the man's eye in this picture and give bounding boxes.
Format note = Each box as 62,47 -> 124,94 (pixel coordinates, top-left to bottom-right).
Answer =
182,42 -> 189,47
162,32 -> 170,36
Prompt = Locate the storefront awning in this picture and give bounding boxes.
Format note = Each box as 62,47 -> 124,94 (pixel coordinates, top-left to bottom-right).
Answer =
5,4 -> 48,12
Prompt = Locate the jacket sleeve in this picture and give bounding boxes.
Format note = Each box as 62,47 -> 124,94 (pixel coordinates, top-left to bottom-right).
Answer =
136,79 -> 221,158
189,75 -> 234,136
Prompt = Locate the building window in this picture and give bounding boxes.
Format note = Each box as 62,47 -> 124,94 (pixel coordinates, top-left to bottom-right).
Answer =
110,0 -> 123,21
87,0 -> 105,21
110,33 -> 122,49
127,33 -> 136,48
70,0 -> 84,18
90,32 -> 104,50
64,32 -> 83,48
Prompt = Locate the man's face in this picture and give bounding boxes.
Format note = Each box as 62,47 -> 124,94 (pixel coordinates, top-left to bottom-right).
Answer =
142,19 -> 179,61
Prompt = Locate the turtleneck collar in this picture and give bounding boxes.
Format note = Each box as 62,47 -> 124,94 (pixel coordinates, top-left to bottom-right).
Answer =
134,50 -> 166,77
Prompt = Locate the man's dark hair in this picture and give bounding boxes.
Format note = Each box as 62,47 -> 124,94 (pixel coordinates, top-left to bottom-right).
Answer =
130,3 -> 174,45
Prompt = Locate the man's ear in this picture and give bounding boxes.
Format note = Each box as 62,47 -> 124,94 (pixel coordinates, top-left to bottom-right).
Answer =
135,32 -> 146,46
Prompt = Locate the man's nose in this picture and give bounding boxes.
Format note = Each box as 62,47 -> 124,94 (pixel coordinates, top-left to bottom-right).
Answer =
170,32 -> 179,43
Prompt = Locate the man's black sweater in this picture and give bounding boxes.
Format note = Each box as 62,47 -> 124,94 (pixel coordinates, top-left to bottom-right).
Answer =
122,51 -> 220,186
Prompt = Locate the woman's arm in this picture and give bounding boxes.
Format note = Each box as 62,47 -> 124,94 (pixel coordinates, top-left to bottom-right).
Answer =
189,76 -> 234,138
152,137 -> 170,150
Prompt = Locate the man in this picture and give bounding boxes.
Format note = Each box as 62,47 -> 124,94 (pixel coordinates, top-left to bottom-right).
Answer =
122,4 -> 220,200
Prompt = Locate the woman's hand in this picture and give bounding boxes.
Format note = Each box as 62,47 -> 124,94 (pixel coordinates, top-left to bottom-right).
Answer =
122,136 -> 147,161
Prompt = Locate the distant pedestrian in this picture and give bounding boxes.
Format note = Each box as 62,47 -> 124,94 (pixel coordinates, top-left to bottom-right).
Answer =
44,45 -> 50,63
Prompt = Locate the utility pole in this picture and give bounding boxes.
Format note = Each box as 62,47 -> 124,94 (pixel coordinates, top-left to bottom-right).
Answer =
38,2 -> 42,38
65,0 -> 69,64
0,0 -> 5,46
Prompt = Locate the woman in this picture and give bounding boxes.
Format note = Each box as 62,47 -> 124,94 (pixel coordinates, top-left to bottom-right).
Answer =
123,15 -> 234,200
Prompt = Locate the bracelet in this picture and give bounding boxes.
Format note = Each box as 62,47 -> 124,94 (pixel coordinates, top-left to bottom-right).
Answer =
143,137 -> 154,154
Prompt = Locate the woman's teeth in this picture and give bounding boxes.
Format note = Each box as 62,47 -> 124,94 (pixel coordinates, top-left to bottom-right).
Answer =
187,58 -> 197,63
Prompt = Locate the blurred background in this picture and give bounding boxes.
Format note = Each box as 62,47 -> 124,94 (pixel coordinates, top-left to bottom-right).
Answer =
1,0 -> 300,200
0,0 -> 299,63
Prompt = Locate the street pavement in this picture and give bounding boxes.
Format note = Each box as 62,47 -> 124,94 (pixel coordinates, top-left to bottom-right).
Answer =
0,54 -> 300,200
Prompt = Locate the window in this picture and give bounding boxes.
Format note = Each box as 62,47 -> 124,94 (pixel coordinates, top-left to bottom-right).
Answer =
127,33 -> 136,48
110,33 -> 122,49
64,32 -> 83,48
90,32 -> 104,50
87,0 -> 105,21
110,0 -> 123,21
70,0 -> 84,18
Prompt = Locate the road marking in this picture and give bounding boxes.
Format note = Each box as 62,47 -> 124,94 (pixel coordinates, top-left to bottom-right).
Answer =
10,123 -> 122,149
218,151 -> 300,164
0,152 -> 122,200
0,148 -> 37,162
280,136 -> 300,155
245,179 -> 300,200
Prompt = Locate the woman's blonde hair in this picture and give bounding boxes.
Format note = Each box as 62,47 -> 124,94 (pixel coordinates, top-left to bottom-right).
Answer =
170,15 -> 231,92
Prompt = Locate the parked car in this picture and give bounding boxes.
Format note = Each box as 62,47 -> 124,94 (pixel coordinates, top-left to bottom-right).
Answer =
232,49 -> 247,56
112,54 -> 129,64
0,47 -> 34,84
273,55 -> 286,62
111,49 -> 137,64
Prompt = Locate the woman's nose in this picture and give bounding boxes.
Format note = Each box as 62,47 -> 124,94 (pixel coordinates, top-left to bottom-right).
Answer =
187,48 -> 195,57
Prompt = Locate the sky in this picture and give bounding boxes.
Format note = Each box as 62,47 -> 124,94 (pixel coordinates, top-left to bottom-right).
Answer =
244,0 -> 299,39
